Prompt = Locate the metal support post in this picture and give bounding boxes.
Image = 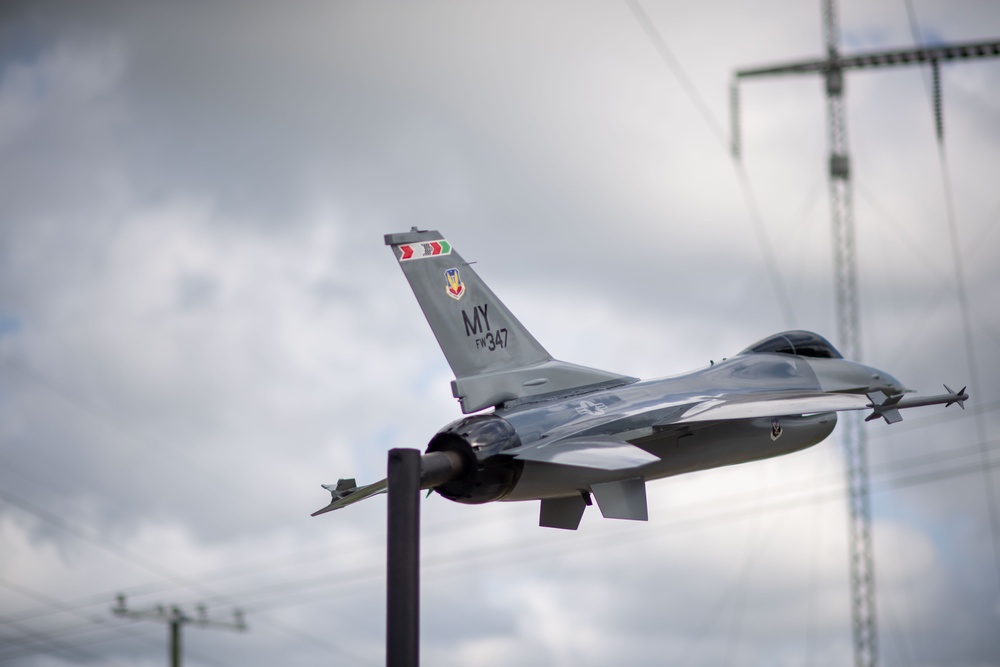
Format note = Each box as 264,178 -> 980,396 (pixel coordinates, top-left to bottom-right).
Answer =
386,448 -> 421,667
170,612 -> 181,667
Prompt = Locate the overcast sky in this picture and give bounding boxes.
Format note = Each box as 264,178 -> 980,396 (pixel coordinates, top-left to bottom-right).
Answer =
1,1 -> 999,665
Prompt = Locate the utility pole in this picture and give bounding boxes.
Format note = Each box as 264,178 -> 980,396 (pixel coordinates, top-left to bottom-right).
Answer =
731,2 -> 1000,665
112,595 -> 247,667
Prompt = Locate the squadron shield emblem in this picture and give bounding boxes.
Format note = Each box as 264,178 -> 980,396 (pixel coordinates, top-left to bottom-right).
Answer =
444,268 -> 466,300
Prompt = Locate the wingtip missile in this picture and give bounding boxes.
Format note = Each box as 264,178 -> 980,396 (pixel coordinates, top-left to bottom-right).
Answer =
311,451 -> 467,518
866,384 -> 970,424
311,478 -> 388,516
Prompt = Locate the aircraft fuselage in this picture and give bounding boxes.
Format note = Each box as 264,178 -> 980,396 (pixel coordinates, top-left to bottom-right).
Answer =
484,352 -> 898,501
313,230 -> 964,529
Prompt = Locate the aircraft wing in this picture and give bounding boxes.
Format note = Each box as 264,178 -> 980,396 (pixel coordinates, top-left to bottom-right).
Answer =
661,385 -> 968,426
671,391 -> 871,422
505,436 -> 660,470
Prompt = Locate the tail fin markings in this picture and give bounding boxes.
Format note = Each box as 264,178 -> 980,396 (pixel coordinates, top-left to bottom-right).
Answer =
385,229 -> 635,413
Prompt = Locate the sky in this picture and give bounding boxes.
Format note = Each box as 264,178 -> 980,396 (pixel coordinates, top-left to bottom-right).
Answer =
1,0 -> 999,665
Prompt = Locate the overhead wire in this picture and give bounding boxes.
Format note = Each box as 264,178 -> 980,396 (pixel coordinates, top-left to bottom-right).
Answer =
157,436 -> 1000,617
0,356 -> 292,526
4,10 -> 997,662
722,471 -> 769,667
246,440 -> 1000,620
901,0 -> 1000,599
854,183 -> 991,369
0,613 -> 230,667
875,498 -> 918,667
8,386 -> 980,628
724,177 -> 825,322
0,622 -> 155,663
0,610 -> 132,667
0,579 -> 171,667
678,512 -> 787,667
803,447 -> 825,667
855,183 -> 951,283
0,577 -> 238,667
4,430 -> 996,663
0,356 -> 385,664
0,577 -> 132,647
6,406 -> 998,627
856,182 -> 1000,357
622,0 -> 796,328
0,485 -> 379,666
964,195 -> 1000,268
868,173 -> 921,665
3,390 -> 998,664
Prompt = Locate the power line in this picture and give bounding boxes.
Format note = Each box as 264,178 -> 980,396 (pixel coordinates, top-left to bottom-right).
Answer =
0,576 -> 140,650
111,595 -> 245,667
156,439 -> 1000,616
0,356 -> 290,526
678,511 -> 786,667
0,610 -> 133,667
623,0 -> 728,148
900,0 -> 1000,598
722,481 -> 768,667
6,414 -> 998,627
0,485 -> 379,665
4,433 -> 996,663
732,6 -> 1000,664
623,0 -> 795,327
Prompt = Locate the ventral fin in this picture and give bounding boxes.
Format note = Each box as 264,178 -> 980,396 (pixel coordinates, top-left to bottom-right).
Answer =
591,477 -> 648,521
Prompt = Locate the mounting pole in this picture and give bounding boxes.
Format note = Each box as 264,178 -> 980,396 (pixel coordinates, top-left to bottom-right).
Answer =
170,610 -> 181,667
386,448 -> 421,667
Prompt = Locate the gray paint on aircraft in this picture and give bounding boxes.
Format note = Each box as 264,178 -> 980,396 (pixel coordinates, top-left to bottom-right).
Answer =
314,231 -> 968,529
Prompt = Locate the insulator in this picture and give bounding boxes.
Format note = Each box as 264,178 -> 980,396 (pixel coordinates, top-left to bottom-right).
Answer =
931,59 -> 944,142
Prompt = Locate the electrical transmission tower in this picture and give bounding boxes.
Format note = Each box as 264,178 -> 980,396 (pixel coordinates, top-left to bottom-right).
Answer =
112,594 -> 247,667
730,2 -> 1000,666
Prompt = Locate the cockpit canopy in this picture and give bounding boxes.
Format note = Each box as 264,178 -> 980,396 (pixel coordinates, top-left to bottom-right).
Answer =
739,330 -> 844,359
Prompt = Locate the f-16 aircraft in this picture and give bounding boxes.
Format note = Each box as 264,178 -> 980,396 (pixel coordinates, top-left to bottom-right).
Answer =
313,229 -> 968,529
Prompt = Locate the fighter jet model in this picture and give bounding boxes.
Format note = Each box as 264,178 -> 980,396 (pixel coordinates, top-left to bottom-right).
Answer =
313,229 -> 968,529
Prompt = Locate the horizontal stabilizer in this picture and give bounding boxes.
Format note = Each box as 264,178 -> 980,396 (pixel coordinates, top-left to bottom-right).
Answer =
311,478 -> 387,516
453,361 -> 635,414
591,477 -> 648,521
508,436 -> 659,470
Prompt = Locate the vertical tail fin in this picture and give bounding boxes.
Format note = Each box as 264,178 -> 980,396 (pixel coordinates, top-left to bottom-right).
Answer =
385,229 -> 634,413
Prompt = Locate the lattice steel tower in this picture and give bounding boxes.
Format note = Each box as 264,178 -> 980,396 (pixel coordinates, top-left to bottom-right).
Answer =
735,3 -> 874,656
732,0 -> 1000,663
820,2 -> 878,665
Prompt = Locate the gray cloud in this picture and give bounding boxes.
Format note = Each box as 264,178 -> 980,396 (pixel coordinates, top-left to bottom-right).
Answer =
1,0 -> 999,665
